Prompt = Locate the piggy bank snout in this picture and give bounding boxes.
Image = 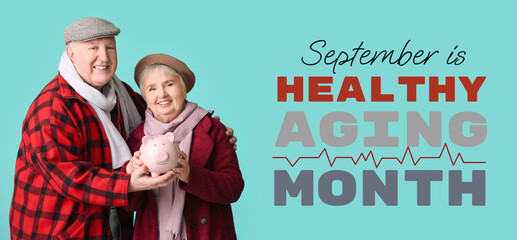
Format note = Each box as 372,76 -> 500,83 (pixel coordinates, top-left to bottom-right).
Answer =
140,135 -> 179,177
153,151 -> 169,164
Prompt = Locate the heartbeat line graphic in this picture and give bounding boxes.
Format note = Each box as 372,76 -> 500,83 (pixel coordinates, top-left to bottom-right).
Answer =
272,143 -> 486,168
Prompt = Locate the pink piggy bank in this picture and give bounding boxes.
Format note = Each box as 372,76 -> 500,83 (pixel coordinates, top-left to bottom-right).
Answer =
139,132 -> 180,177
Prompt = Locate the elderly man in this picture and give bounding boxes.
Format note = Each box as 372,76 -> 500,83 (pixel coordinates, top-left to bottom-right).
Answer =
9,17 -> 235,239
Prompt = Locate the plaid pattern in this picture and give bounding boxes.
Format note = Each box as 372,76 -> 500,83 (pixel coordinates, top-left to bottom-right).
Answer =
10,74 -> 146,239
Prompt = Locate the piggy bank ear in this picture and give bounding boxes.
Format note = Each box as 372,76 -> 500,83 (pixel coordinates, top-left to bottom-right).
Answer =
164,132 -> 175,142
142,136 -> 153,146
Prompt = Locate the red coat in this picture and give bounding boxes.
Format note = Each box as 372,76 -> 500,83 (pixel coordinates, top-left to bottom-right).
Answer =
9,74 -> 146,239
123,115 -> 244,240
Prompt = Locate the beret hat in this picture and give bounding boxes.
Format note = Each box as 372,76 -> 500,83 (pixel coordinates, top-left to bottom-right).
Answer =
63,17 -> 120,45
134,54 -> 196,93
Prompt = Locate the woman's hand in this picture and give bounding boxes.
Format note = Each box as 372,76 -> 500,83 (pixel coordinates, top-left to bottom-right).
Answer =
126,151 -> 143,174
173,151 -> 190,184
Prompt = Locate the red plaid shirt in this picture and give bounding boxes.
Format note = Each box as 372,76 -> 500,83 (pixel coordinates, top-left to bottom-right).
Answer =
10,74 -> 146,239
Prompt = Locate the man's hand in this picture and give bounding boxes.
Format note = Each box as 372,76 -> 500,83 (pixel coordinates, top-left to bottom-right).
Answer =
214,115 -> 237,150
128,165 -> 176,192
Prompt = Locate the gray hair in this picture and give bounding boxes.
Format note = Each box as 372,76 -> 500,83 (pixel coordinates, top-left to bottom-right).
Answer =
139,64 -> 187,96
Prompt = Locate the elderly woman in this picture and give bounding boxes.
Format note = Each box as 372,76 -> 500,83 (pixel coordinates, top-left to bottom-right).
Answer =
122,54 -> 244,240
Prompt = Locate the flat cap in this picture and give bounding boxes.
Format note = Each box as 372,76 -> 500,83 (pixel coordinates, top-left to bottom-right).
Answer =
63,17 -> 120,45
135,54 -> 196,93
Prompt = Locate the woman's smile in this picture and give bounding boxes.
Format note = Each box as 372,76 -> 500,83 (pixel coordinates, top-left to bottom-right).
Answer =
141,68 -> 187,123
158,100 -> 171,106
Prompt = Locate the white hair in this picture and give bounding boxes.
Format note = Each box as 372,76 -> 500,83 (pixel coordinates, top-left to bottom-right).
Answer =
139,64 -> 187,97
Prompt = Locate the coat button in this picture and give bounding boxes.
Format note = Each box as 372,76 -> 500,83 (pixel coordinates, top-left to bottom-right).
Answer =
200,218 -> 208,224
189,221 -> 195,228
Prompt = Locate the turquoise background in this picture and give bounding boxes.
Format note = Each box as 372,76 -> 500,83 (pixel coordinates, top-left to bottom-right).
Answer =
1,0 -> 515,239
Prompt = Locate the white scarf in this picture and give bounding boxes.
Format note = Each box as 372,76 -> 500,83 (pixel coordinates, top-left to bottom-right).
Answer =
58,51 -> 142,169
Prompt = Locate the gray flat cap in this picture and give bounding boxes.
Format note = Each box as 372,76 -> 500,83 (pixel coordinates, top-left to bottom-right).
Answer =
63,17 -> 120,45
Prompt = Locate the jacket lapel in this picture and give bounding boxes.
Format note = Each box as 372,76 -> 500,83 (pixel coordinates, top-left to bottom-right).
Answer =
190,117 -> 213,167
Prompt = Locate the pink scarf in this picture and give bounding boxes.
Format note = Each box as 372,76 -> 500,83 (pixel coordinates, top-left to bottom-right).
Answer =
143,102 -> 209,240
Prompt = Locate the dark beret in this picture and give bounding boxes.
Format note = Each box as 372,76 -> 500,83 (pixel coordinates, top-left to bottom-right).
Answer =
134,54 -> 195,93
